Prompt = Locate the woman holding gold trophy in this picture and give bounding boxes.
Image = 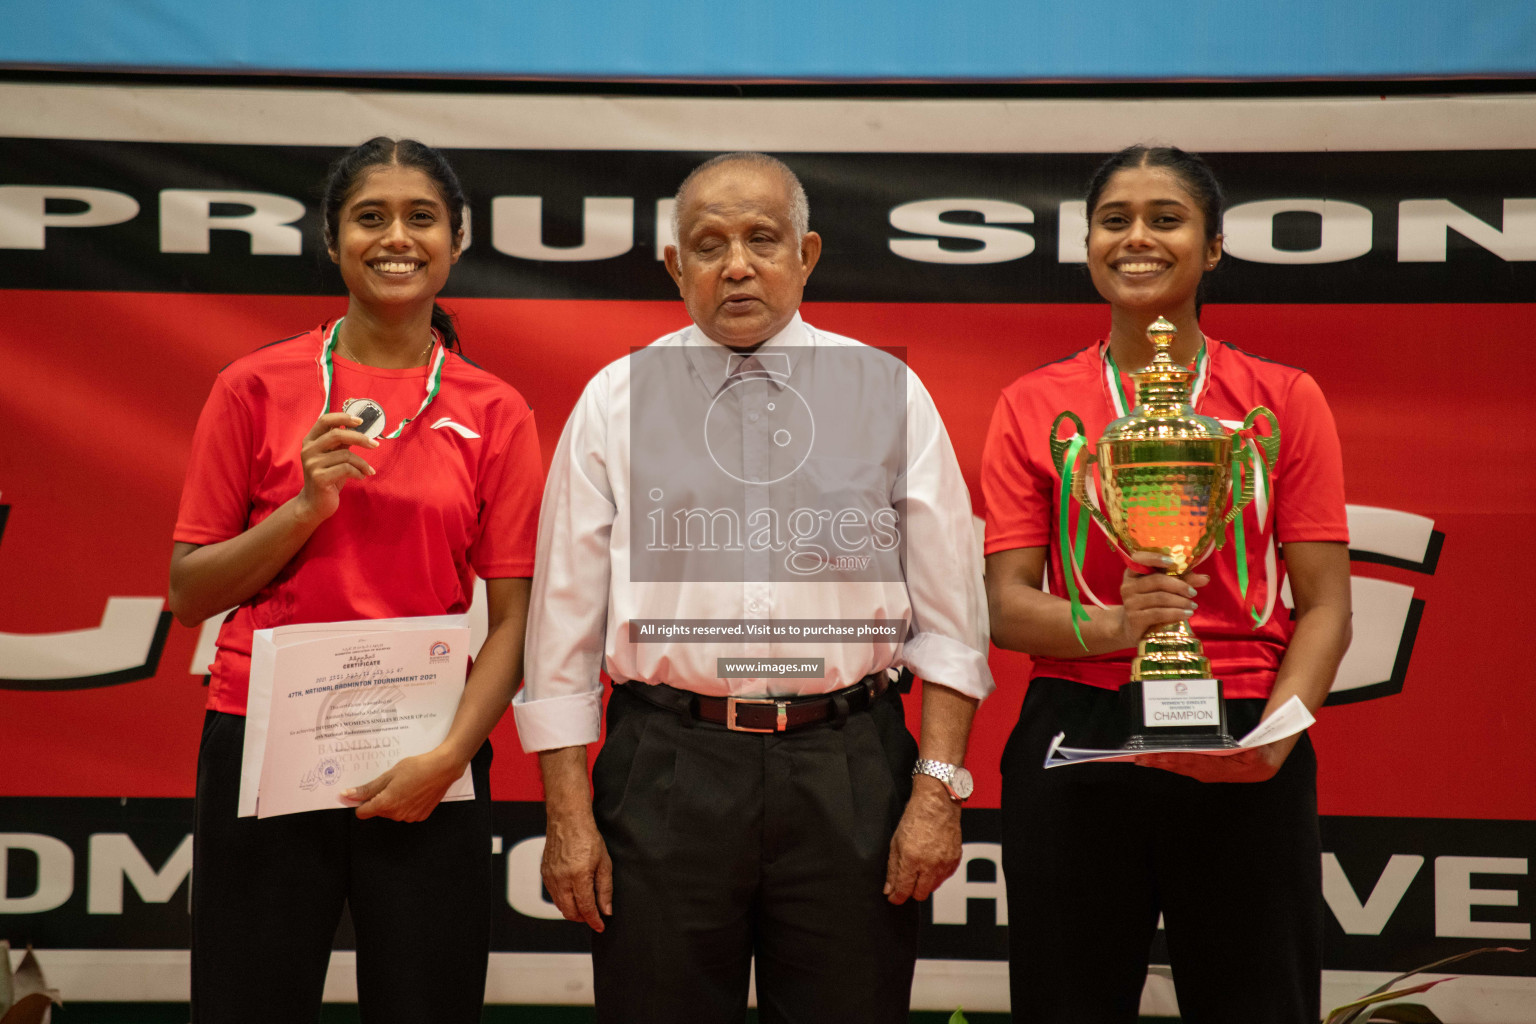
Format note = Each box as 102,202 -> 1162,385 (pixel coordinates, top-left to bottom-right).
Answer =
982,146 -> 1352,1022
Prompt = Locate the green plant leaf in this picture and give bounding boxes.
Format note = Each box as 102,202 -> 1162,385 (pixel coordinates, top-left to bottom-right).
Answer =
8,950 -> 54,1004
0,940 -> 13,1016
948,1009 -> 968,1024
1323,946 -> 1526,1023
1362,946 -> 1525,998
0,992 -> 55,1024
1325,978 -> 1456,1024
1364,1003 -> 1443,1023
3,948 -> 58,1024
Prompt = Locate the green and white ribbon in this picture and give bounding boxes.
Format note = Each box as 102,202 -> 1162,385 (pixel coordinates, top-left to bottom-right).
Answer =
1056,434 -> 1094,649
1231,447 -> 1252,603
1103,339 -> 1209,417
1228,425 -> 1280,628
319,317 -> 445,440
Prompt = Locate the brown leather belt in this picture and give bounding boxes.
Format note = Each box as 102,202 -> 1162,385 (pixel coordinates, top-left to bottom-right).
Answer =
624,673 -> 888,733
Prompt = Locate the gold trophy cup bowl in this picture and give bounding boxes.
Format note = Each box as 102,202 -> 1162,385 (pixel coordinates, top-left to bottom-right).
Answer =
1051,317 -> 1279,749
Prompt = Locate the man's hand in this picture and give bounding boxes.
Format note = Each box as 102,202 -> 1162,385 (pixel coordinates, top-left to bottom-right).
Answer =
343,749 -> 463,822
542,810 -> 614,931
1135,735 -> 1296,784
883,776 -> 962,904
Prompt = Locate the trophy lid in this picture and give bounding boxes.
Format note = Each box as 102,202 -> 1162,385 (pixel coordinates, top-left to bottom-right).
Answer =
1131,316 -> 1195,402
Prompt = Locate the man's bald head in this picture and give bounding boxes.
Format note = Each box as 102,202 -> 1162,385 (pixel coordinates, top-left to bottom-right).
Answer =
671,152 -> 810,245
662,153 -> 823,349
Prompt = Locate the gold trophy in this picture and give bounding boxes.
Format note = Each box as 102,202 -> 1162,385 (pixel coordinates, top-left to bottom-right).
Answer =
1050,317 -> 1279,750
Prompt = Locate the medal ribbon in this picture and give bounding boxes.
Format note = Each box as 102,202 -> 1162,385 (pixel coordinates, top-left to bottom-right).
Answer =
1103,339 -> 1209,417
1056,434 -> 1093,649
319,318 -> 445,440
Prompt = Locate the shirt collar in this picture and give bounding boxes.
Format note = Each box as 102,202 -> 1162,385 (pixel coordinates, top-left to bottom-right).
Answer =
683,311 -> 808,395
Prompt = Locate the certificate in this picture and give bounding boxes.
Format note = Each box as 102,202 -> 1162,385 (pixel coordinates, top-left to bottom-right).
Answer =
1042,695 -> 1316,769
239,615 -> 473,818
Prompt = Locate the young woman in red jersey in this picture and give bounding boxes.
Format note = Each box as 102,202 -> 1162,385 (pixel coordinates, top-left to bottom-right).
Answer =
170,138 -> 541,1023
981,146 -> 1352,1024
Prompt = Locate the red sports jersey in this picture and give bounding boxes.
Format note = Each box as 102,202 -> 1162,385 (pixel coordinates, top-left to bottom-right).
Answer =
174,323 -> 543,715
981,337 -> 1348,699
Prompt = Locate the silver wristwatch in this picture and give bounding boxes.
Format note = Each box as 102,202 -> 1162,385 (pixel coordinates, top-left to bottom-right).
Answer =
912,758 -> 974,803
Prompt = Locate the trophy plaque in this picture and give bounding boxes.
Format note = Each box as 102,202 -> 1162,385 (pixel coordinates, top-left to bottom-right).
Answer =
1050,317 -> 1280,750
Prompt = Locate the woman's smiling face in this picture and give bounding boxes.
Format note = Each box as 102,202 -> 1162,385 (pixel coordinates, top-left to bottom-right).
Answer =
329,164 -> 460,312
1086,164 -> 1222,319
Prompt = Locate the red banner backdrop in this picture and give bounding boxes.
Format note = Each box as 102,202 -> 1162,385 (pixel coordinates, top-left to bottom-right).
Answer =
3,291 -> 1531,819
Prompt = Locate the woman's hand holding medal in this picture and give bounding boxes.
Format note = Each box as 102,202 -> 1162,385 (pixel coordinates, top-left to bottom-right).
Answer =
294,411 -> 379,522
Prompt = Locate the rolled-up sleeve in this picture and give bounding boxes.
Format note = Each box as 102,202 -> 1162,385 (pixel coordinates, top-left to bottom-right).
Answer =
513,373 -> 616,751
895,371 -> 994,701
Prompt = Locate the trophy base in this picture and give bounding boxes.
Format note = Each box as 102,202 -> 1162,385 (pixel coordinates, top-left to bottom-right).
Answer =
1119,678 -> 1238,751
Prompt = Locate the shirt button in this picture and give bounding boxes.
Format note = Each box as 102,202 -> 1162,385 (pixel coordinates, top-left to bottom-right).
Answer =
749,412 -> 760,423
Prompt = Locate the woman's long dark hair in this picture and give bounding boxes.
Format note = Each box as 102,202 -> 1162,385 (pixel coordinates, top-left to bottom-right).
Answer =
1085,144 -> 1224,242
321,137 -> 466,352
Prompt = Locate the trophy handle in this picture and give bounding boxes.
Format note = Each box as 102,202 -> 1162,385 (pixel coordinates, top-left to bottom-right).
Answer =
1049,412 -> 1114,535
1070,452 -> 1116,537
1242,406 -> 1281,467
1224,406 -> 1281,526
1049,411 -> 1085,475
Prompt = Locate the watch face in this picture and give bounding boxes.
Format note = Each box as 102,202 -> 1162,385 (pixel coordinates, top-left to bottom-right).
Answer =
951,766 -> 975,801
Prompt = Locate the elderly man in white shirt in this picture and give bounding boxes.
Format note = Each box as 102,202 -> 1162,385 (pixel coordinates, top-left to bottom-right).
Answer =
514,151 -> 992,1024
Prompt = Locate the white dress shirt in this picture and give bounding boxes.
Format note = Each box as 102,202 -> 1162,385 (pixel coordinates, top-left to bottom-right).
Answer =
513,313 -> 992,752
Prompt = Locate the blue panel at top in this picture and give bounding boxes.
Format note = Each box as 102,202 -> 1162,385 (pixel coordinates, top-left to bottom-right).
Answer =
3,0 -> 1535,80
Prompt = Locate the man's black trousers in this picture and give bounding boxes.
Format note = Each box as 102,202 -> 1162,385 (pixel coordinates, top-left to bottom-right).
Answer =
591,683 -> 922,1024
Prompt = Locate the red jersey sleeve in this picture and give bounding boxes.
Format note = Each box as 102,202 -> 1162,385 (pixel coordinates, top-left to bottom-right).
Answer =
469,406 -> 542,579
981,388 -> 1054,555
1273,372 -> 1349,544
174,374 -> 256,546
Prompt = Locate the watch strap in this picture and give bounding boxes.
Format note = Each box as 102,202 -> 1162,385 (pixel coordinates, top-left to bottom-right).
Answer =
913,758 -> 958,785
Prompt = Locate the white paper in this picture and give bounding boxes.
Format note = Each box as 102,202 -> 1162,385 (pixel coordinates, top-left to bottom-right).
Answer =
1043,695 -> 1316,769
238,615 -> 473,817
